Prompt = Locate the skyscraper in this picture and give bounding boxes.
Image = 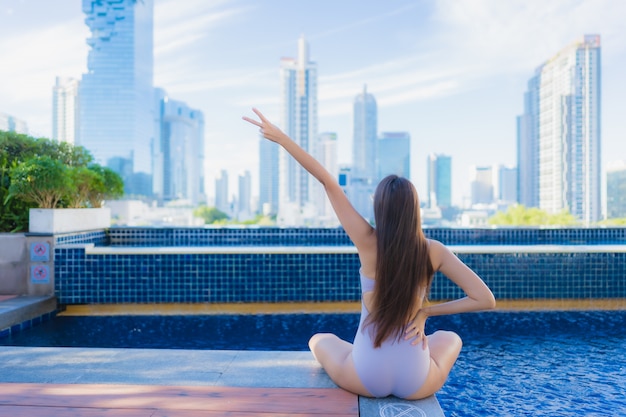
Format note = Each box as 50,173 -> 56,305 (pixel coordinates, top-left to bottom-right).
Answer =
215,170 -> 229,215
259,137 -> 279,216
353,85 -> 377,181
79,0 -> 155,196
153,89 -> 205,206
279,36 -> 318,221
317,132 -> 338,224
427,154 -> 452,209
52,77 -> 80,145
378,132 -> 410,180
606,162 -> 626,219
238,170 -> 252,220
0,113 -> 28,134
349,86 -> 378,222
517,35 -> 601,223
495,165 -> 518,204
470,166 -> 494,205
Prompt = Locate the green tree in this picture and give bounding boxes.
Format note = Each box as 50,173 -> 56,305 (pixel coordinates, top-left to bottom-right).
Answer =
194,205 -> 230,224
488,204 -> 579,226
6,156 -> 72,209
86,164 -> 124,208
596,218 -> 626,226
64,166 -> 101,208
0,130 -> 125,231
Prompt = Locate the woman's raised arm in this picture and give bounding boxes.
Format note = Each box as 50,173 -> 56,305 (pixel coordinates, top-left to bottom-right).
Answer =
243,108 -> 374,248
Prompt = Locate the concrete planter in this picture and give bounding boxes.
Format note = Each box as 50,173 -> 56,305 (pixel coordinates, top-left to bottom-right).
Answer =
29,208 -> 111,234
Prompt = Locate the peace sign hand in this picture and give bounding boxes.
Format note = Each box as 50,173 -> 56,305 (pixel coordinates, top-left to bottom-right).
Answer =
242,108 -> 289,145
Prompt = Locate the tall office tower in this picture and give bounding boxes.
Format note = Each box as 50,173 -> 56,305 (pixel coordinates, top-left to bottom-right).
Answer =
427,154 -> 452,209
516,75 -> 540,209
495,165 -> 518,204
0,113 -> 28,134
349,86 -> 378,222
517,35 -> 601,223
79,0 -> 155,197
317,132 -> 338,224
215,170 -> 229,215
52,77 -> 80,144
378,132 -> 411,180
279,36 -> 318,220
259,138 -> 279,216
238,170 -> 252,220
606,161 -> 626,219
470,166 -> 494,205
353,85 -> 378,181
153,89 -> 205,206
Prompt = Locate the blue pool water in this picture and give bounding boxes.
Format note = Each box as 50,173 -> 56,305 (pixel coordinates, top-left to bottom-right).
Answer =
1,310 -> 625,416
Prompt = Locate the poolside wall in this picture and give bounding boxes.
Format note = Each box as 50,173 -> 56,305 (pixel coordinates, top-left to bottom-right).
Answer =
0,234 -> 27,295
51,227 -> 626,305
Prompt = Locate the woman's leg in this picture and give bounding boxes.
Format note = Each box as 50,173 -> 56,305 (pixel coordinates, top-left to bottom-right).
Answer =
406,330 -> 463,400
308,333 -> 372,396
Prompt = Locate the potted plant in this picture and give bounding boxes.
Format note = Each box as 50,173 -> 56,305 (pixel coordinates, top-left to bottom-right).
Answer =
6,156 -> 122,234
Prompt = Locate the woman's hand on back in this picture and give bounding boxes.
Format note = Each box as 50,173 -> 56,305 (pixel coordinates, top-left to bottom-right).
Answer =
405,309 -> 429,349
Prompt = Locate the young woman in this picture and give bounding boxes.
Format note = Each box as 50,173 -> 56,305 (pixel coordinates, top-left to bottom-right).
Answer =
243,108 -> 496,399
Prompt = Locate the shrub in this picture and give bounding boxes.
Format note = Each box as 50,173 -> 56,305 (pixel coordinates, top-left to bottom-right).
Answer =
0,130 -> 125,231
6,156 -> 72,209
86,164 -> 124,208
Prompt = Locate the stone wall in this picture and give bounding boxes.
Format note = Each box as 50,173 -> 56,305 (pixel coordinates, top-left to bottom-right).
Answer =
0,234 -> 27,295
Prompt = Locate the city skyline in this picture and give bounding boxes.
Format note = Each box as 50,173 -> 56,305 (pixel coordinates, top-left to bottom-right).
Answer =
1,0 -> 626,205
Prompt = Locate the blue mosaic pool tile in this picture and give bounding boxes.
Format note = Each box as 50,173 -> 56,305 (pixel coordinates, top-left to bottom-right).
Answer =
52,227 -> 626,305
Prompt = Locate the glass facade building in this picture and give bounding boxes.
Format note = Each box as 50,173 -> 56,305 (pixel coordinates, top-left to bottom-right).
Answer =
316,132 -> 338,224
377,132 -> 411,180
279,36 -> 318,220
353,85 -> 378,181
349,85 -> 378,222
0,113 -> 28,134
153,89 -> 205,206
427,154 -> 452,209
518,35 -> 601,223
238,170 -> 252,219
606,163 -> 626,219
215,170 -> 229,215
259,137 -> 279,216
52,77 -> 80,145
79,0 -> 155,196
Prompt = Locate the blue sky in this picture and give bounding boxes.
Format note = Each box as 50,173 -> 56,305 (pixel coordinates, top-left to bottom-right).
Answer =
1,0 -> 625,205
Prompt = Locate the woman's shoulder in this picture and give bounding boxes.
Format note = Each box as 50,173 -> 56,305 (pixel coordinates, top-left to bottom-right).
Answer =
426,239 -> 448,270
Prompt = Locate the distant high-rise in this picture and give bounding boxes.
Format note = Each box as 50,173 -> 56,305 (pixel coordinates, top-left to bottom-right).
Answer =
259,138 -> 279,216
0,113 -> 28,134
470,166 -> 494,205
378,132 -> 410,180
238,170 -> 252,219
317,132 -> 338,224
52,77 -> 80,145
279,36 -> 318,219
607,162 -> 626,219
153,89 -> 205,206
427,154 -> 452,209
349,87 -> 378,222
353,85 -> 377,181
518,35 -> 601,223
215,170 -> 229,215
79,0 -> 155,196
495,165 -> 518,204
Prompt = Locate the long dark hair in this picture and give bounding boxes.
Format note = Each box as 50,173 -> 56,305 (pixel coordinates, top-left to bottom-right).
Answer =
366,175 -> 434,347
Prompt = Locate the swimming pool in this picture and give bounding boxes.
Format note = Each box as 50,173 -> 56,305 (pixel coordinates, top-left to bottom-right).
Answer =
1,310 -> 625,416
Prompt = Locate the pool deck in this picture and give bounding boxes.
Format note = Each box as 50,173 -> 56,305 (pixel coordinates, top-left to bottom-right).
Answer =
0,296 -> 445,416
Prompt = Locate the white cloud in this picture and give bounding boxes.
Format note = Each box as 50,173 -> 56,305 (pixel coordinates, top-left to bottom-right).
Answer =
0,19 -> 87,102
154,0 -> 249,56
431,0 -> 626,74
